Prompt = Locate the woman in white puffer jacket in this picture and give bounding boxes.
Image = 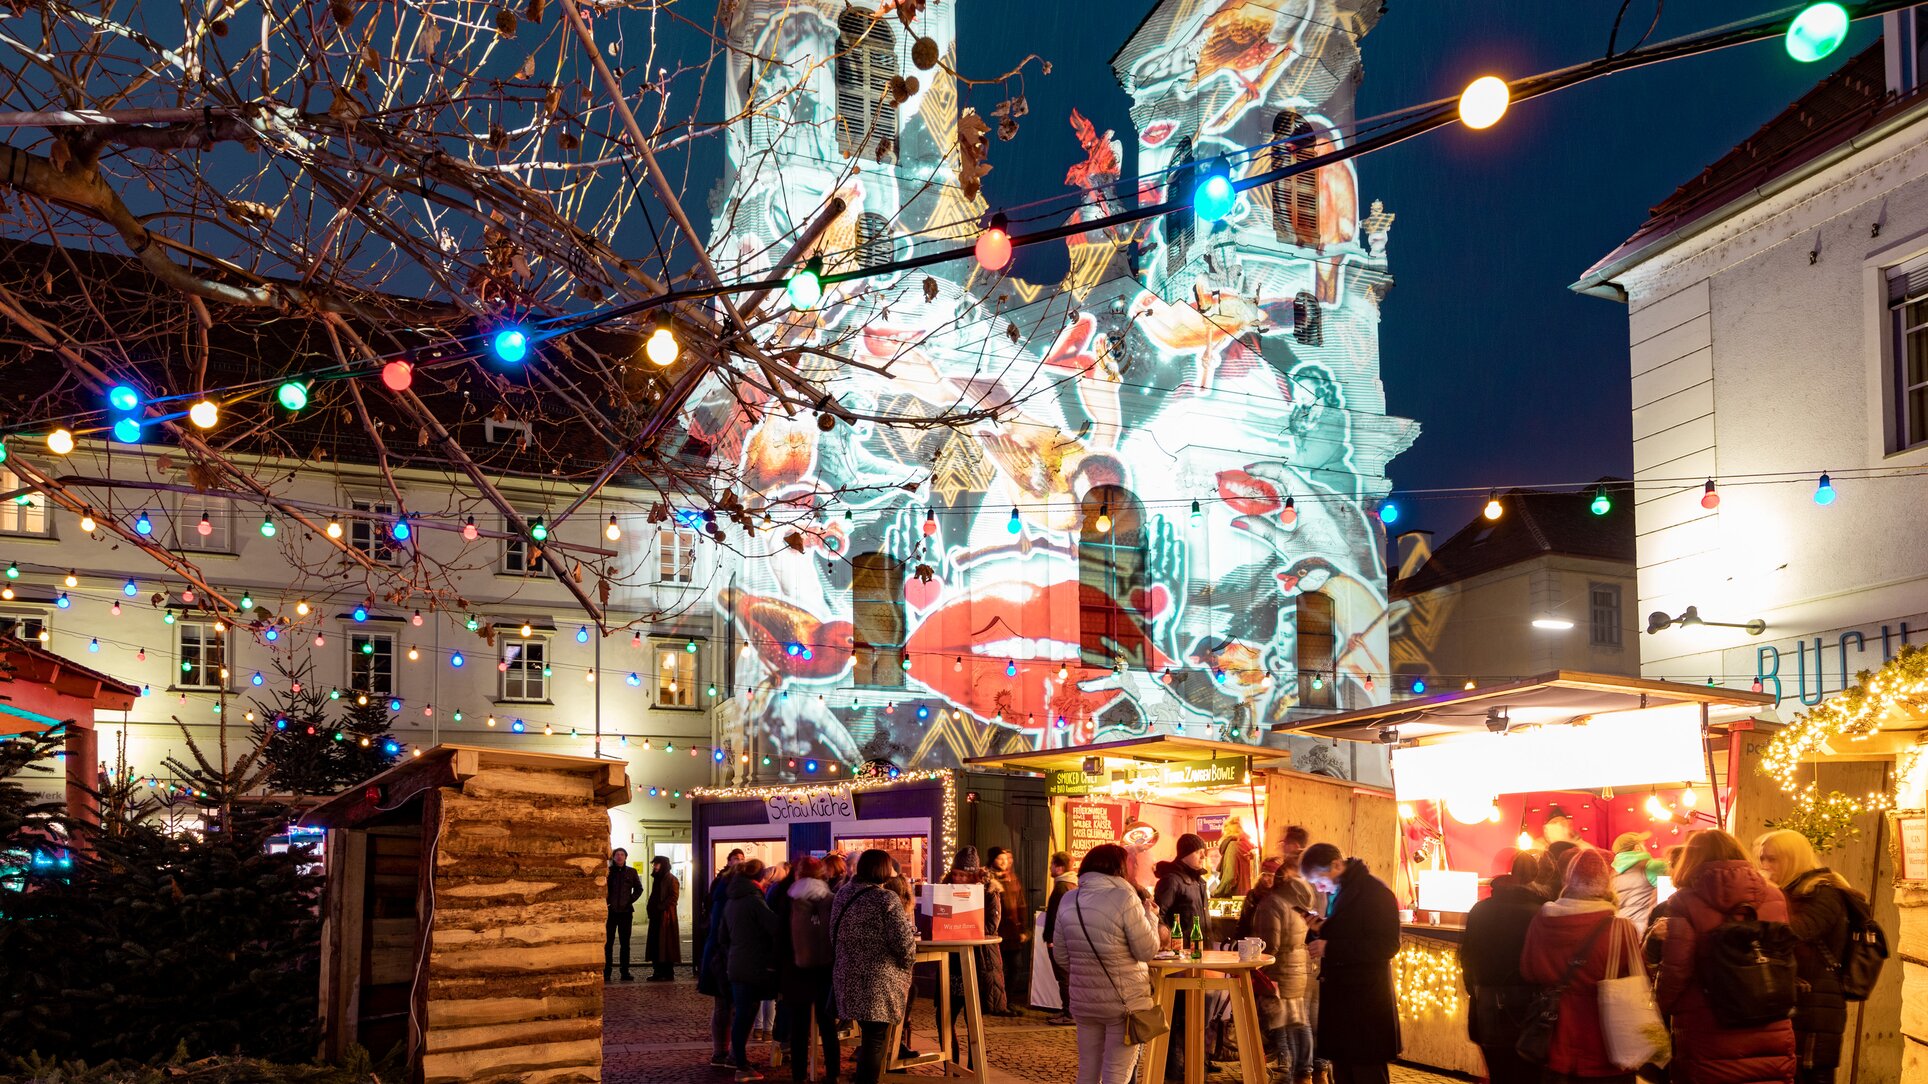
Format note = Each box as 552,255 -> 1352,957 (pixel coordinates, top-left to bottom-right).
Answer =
1051,843 -> 1162,1084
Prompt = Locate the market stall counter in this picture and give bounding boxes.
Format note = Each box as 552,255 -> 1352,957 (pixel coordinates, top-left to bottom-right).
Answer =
1275,671 -> 1773,1078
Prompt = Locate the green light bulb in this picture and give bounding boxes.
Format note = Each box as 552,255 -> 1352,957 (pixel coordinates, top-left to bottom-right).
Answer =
1786,3 -> 1849,62
787,258 -> 824,310
530,519 -> 548,542
276,381 -> 310,411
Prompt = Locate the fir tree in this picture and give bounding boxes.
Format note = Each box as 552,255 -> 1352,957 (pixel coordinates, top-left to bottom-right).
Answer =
249,658 -> 397,795
333,689 -> 403,786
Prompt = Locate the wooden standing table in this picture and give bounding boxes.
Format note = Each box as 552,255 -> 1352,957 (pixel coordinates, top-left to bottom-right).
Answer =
883,937 -> 1001,1084
1138,950 -> 1273,1084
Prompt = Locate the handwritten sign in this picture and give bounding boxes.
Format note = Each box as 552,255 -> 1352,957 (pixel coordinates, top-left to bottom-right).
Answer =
1898,814 -> 1928,882
1065,801 -> 1123,865
764,787 -> 854,824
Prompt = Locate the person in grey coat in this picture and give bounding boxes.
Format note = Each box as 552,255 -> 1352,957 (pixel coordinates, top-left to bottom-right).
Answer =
1052,844 -> 1161,1084
831,849 -> 918,1084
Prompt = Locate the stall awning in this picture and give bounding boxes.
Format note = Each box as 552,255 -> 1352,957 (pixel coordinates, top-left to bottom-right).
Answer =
964,735 -> 1288,775
1271,671 -> 1772,744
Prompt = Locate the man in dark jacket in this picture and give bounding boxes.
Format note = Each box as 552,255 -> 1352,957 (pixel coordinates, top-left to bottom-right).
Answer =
605,848 -> 645,982
719,859 -> 781,1081
1040,851 -> 1076,1026
1458,850 -> 1546,1084
702,849 -> 746,1069
1302,843 -> 1401,1084
1154,832 -> 1211,1081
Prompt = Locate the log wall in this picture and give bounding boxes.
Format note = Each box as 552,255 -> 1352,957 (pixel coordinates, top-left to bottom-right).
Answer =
418,765 -> 612,1084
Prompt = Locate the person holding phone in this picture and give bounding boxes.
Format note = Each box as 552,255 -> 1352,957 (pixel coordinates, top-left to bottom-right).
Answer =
1300,844 -> 1400,1084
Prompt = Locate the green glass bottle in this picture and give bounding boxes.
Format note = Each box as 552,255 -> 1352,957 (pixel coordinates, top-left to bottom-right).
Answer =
1171,913 -> 1184,950
1188,915 -> 1204,961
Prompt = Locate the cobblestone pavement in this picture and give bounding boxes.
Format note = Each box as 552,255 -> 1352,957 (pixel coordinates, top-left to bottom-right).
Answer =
603,972 -> 1469,1084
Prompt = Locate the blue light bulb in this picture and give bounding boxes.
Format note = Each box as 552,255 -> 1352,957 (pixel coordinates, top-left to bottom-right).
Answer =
391,517 -> 411,541
576,626 -> 589,644
451,651 -> 465,668
1411,678 -> 1427,694
1380,498 -> 1400,525
251,671 -> 263,686
389,698 -> 401,711
56,592 -> 70,609
1814,473 -> 1836,506
265,627 -> 279,642
122,578 -> 138,597
134,512 -> 152,536
108,385 -> 141,412
112,417 -> 142,443
353,604 -> 368,622
384,741 -> 400,755
1007,507 -> 1021,534
511,719 -> 526,733
1194,170 -> 1236,223
627,672 -> 641,686
917,704 -> 930,720
806,760 -> 819,773
491,326 -> 530,364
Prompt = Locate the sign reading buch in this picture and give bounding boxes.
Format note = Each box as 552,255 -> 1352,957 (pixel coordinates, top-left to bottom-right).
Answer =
1065,801 -> 1123,865
764,787 -> 854,823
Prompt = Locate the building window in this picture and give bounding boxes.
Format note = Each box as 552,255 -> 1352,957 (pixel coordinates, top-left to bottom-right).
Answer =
657,528 -> 697,584
656,644 -> 698,709
1293,292 -> 1323,347
1165,139 -> 1196,278
1078,486 -> 1149,667
1890,257 -> 1928,451
350,498 -> 395,563
503,515 -> 552,577
176,493 -> 231,552
348,632 -> 395,696
0,468 -> 48,537
857,212 -> 893,269
0,614 -> 49,643
851,552 -> 905,687
500,637 -> 548,702
835,8 -> 898,160
1296,592 -> 1335,709
1269,112 -> 1319,246
1590,583 -> 1623,647
177,621 -> 227,690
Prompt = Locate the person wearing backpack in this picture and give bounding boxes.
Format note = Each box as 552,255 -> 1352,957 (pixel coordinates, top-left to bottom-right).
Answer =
1654,830 -> 1795,1084
786,856 -> 840,1084
1754,830 -> 1865,1084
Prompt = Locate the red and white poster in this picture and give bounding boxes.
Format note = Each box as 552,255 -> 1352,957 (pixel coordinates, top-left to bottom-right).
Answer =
1065,801 -> 1124,866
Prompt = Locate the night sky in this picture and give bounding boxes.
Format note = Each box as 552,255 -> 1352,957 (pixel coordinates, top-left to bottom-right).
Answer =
660,2 -> 1876,538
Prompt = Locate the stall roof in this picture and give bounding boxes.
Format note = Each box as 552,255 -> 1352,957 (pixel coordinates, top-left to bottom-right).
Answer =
303,744 -> 629,829
965,735 -> 1291,774
1272,671 -> 1773,744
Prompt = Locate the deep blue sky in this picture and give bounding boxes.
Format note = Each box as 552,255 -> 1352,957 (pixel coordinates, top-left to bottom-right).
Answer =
660,2 -> 1875,538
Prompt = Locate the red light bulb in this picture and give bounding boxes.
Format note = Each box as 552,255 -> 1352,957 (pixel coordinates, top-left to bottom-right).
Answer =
974,214 -> 1012,271
1700,479 -> 1720,510
382,360 -> 414,392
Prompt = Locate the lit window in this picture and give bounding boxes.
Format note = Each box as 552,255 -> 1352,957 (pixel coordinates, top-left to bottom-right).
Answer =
177,621 -> 227,690
835,8 -> 899,160
1296,592 -> 1335,709
348,632 -> 395,696
1889,257 -> 1928,451
851,552 -> 905,687
0,469 -> 48,537
350,499 -> 395,562
500,637 -> 548,702
656,645 -> 697,709
1590,583 -> 1623,648
1078,486 -> 1149,668
176,493 -> 232,552
1269,112 -> 1320,247
657,528 -> 697,584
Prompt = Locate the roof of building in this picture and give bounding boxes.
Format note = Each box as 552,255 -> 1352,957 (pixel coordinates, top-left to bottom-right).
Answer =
1392,482 -> 1633,598
1576,41 -> 1928,295
0,634 -> 141,714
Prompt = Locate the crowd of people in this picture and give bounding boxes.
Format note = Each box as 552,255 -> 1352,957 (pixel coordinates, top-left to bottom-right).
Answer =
1459,827 -> 1874,1084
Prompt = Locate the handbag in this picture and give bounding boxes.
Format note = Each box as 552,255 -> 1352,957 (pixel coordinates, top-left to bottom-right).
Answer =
1076,894 -> 1171,1045
1516,915 -> 1612,1066
1597,919 -> 1671,1071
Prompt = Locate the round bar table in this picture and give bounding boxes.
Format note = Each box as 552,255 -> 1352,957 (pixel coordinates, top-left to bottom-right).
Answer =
1137,950 -> 1274,1084
883,936 -> 1002,1084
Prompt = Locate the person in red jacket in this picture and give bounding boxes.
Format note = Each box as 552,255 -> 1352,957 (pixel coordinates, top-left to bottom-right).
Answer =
1520,849 -> 1643,1084
1654,829 -> 1795,1084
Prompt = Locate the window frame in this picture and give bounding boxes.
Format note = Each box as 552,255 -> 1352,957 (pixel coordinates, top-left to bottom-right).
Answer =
347,630 -> 397,697
834,8 -> 900,161
1589,582 -> 1624,648
1077,486 -> 1149,668
1269,112 -> 1320,247
654,642 -> 700,710
502,513 -> 554,577
850,551 -> 906,688
1889,254 -> 1928,452
1295,591 -> 1336,710
499,636 -> 550,703
656,527 -> 697,585
349,497 -> 398,563
175,493 -> 233,554
175,620 -> 228,691
0,468 -> 50,538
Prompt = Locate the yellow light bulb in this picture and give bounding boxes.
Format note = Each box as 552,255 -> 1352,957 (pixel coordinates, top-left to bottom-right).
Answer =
296,599 -> 311,616
326,520 -> 343,539
47,429 -> 75,455
1517,831 -> 1533,850
63,571 -> 78,588
79,513 -> 96,533
1483,497 -> 1502,521
1458,75 -> 1510,129
407,647 -> 420,661
520,623 -> 533,637
188,400 -> 218,429
1095,511 -> 1112,533
644,325 -> 680,367
606,515 -> 622,542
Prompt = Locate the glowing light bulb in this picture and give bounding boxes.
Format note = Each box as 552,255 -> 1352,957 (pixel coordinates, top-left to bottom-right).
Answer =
644,321 -> 679,366
64,570 -> 77,588
412,610 -> 423,626
786,258 -> 824,310
1193,166 -> 1235,223
1700,479 -> 1720,510
276,381 -> 309,411
1280,497 -> 1297,526
79,511 -> 97,532
1458,76 -> 1511,129
606,515 -> 621,541
259,514 -> 277,538
1517,830 -> 1533,850
1379,498 -> 1400,525
975,214 -> 1013,271
123,579 -> 138,597
491,326 -> 531,364
198,513 -> 213,537
1814,472 -> 1836,506
391,516 -> 411,541
530,518 -> 548,543
113,417 -> 142,443
1590,486 -> 1612,516
922,510 -> 937,537
576,625 -> 590,643
1007,507 -> 1021,534
462,516 -> 478,541
134,511 -> 152,536
407,646 -> 419,661
188,400 -> 218,429
1786,3 -> 1850,62
47,429 -> 75,455
1005,659 -> 1018,678
109,384 -> 141,412
381,359 -> 413,391
451,651 -> 464,668
1482,495 -> 1503,521
1095,506 -> 1112,534
296,599 -> 311,616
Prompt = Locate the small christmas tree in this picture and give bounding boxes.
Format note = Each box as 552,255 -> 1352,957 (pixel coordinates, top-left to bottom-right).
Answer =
250,658 -> 400,795
335,687 -> 404,784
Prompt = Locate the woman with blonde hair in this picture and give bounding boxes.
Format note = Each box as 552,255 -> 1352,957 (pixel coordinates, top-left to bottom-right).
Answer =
1755,830 -> 1858,1084
1657,829 -> 1794,1084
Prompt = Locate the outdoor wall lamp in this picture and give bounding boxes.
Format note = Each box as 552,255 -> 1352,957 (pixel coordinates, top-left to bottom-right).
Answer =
1645,605 -> 1766,636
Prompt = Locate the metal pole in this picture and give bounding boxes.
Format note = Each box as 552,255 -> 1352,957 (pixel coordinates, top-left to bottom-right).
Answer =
595,629 -> 603,758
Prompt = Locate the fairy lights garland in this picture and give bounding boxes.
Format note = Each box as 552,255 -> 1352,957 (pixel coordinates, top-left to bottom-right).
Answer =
692,767 -> 960,862
1760,645 -> 1924,828
1394,939 -> 1464,1019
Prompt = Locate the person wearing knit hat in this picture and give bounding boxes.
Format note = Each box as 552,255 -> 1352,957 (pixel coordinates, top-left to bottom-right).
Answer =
1607,832 -> 1668,935
1153,831 -> 1211,1081
1518,849 -> 1640,1082
941,846 -> 1010,1015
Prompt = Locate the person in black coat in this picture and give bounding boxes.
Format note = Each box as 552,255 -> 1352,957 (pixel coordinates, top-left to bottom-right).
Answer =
701,849 -> 746,1069
1153,832 -> 1211,1081
1757,830 -> 1856,1084
1302,843 -> 1401,1084
644,855 -> 682,981
605,848 -> 644,982
718,859 -> 782,1081
1458,851 -> 1548,1084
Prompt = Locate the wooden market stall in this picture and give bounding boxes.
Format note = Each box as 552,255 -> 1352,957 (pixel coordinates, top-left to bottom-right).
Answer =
1276,671 -> 1772,1077
966,735 -> 1394,944
304,745 -> 628,1084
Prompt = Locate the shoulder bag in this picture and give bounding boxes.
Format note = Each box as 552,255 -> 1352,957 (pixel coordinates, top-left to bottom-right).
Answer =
1597,918 -> 1670,1071
1516,915 -> 1612,1066
1076,894 -> 1171,1045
